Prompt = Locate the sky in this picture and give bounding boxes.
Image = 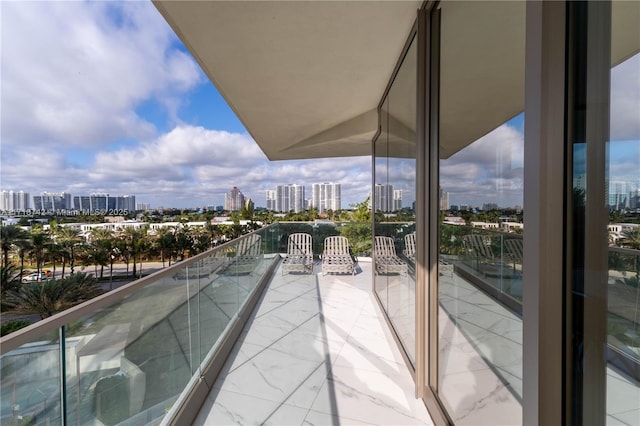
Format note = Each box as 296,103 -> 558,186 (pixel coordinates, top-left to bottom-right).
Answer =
0,1 -> 371,209
1,1 -> 638,211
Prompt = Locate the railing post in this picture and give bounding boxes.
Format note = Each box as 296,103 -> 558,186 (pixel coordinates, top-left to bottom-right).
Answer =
59,325 -> 67,425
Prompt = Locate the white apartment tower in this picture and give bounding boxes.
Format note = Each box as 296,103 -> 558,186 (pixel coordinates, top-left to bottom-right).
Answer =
439,188 -> 450,210
393,189 -> 403,211
311,183 -> 341,214
265,190 -> 276,211
374,184 -> 394,212
275,184 -> 305,213
0,190 -> 30,211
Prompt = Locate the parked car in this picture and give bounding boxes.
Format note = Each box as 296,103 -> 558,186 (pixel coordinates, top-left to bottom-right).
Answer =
22,272 -> 50,282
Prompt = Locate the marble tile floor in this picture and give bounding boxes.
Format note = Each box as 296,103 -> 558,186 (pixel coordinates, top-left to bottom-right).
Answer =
438,268 -> 640,426
194,259 -> 433,426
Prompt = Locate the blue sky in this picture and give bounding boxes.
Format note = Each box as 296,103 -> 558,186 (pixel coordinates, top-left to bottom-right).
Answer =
1,1 -> 637,210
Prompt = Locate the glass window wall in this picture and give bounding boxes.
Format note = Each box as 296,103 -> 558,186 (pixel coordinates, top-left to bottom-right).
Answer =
435,2 -> 525,424
568,2 -> 640,424
374,36 -> 417,366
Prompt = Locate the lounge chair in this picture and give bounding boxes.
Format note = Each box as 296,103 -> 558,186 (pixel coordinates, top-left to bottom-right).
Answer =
282,233 -> 314,275
403,232 -> 416,262
322,236 -> 355,276
374,236 -> 408,275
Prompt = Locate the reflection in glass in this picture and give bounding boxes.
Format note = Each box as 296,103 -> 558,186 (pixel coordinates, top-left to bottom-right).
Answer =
374,36 -> 416,365
436,2 -> 525,424
605,20 -> 640,422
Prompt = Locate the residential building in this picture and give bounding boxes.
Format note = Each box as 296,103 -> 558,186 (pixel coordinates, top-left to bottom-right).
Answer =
374,183 -> 395,212
275,184 -> 305,213
33,191 -> 72,211
311,182 -> 341,213
0,190 -> 30,211
224,186 -> 245,211
393,189 -> 403,211
265,189 -> 276,211
439,188 -> 449,211
73,194 -> 136,213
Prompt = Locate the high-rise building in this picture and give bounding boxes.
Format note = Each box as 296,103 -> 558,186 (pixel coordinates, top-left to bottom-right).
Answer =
33,192 -> 72,211
225,187 -> 245,211
265,190 -> 276,211
311,183 -> 341,213
72,194 -> 136,213
439,188 -> 450,210
393,189 -> 403,211
374,184 -> 394,212
274,184 -> 305,213
0,190 -> 30,211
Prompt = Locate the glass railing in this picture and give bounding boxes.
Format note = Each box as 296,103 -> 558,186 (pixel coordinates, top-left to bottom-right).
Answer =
0,225 -> 281,426
607,246 -> 640,371
440,223 -> 640,383
0,221 -> 379,425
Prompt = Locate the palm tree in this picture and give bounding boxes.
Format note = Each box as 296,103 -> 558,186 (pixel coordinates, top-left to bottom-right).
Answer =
1,264 -> 22,309
153,226 -> 176,268
6,272 -> 102,319
174,225 -> 192,261
14,238 -> 33,281
1,225 -> 29,268
30,225 -> 50,275
189,227 -> 211,256
56,226 -> 83,278
120,226 -> 148,278
90,228 -> 114,279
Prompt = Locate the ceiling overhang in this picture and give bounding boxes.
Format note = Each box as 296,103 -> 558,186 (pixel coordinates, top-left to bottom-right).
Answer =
153,1 -> 420,160
154,1 -> 639,161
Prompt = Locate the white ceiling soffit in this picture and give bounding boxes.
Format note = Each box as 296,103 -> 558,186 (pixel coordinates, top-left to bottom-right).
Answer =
153,1 -> 420,161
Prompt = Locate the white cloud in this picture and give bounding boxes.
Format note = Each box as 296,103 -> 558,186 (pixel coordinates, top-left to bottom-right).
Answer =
440,124 -> 524,207
611,54 -> 640,141
1,1 -> 203,148
0,122 -> 372,208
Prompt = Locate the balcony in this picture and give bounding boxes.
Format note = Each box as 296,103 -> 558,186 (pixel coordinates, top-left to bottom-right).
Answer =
0,222 -> 431,425
2,222 -> 638,425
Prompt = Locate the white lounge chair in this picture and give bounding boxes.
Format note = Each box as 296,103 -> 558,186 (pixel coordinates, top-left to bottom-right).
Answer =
403,232 -> 416,262
322,236 -> 355,276
282,233 -> 314,275
374,236 -> 408,275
